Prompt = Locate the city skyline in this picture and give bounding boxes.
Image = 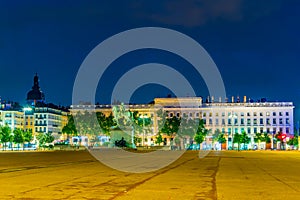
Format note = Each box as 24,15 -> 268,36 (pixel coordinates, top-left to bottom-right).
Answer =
0,1 -> 299,120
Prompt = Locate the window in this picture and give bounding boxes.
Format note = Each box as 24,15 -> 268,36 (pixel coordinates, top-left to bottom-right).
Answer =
234,118 -> 238,125
273,112 -> 276,116
247,119 -> 251,125
203,113 -> 206,117
222,119 -> 225,125
222,128 -> 225,133
176,113 -> 180,117
241,118 -> 244,125
203,119 -> 206,124
286,128 -> 290,134
273,128 -> 276,134
279,118 -> 283,125
279,112 -> 283,116
189,113 -> 193,117
286,112 -> 289,116
247,112 -> 251,117
247,128 -> 251,134
267,128 -> 270,133
260,128 -> 263,133
286,118 -> 290,125
240,112 -> 244,116
215,119 -> 219,125
266,118 -> 270,125
253,119 -> 257,125
253,112 -> 257,116
254,128 -> 257,133
228,119 -> 231,125
215,113 -> 219,117
196,113 -> 199,117
209,113 -> 212,117
44,127 -> 46,132
260,118 -> 264,125
273,119 -> 276,125
260,112 -> 263,116
266,112 -> 270,116
209,119 -> 212,125
222,112 -> 225,117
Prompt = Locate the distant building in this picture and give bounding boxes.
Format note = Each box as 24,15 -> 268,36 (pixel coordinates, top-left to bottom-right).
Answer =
0,110 -> 24,130
27,73 -> 45,106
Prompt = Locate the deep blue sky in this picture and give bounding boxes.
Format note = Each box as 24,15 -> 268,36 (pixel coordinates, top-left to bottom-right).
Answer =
0,0 -> 299,119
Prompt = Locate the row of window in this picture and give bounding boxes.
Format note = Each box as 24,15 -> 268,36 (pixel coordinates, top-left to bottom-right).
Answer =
219,127 -> 290,134
168,111 -> 290,118
203,118 -> 291,126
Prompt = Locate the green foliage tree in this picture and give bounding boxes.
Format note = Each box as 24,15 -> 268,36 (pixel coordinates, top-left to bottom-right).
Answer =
287,135 -> 298,148
37,132 -> 55,149
155,133 -> 163,146
0,125 -> 12,150
194,119 -> 208,146
233,133 -> 241,150
13,129 -> 24,150
62,115 -> 78,138
23,130 -> 33,146
240,131 -> 250,150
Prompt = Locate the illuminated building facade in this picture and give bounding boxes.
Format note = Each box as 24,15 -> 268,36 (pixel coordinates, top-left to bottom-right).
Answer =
71,96 -> 294,149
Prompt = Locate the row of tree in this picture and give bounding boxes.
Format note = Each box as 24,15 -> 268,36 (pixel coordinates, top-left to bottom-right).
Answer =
0,125 -> 55,150
0,126 -> 33,150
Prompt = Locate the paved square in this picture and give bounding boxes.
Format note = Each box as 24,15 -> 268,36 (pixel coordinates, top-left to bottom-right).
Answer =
1,150 -> 300,199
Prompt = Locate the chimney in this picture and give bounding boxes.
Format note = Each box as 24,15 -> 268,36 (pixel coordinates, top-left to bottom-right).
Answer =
211,96 -> 214,103
244,96 -> 247,103
232,96 -> 234,103
219,97 -> 222,103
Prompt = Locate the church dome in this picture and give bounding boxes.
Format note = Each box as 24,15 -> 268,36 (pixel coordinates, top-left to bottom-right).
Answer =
27,73 -> 45,102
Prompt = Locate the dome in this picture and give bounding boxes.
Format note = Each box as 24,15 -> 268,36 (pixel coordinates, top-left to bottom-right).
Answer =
26,73 -> 45,102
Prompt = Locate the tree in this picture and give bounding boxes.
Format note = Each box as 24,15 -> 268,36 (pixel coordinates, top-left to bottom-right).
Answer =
240,131 -> 250,150
62,115 -> 78,139
0,125 -> 12,150
287,135 -> 298,149
37,132 -> 55,149
155,133 -> 163,146
13,129 -> 24,150
23,129 -> 33,148
233,133 -> 241,150
194,119 -> 208,147
254,133 -> 263,149
217,133 -> 226,150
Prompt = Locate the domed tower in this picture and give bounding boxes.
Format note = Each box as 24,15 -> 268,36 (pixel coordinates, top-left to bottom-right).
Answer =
27,73 -> 45,105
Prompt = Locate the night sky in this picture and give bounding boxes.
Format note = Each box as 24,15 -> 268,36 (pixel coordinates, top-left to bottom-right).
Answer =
0,1 -> 299,120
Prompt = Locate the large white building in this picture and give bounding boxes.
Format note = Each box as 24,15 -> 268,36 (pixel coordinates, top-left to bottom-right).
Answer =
71,96 -> 294,149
